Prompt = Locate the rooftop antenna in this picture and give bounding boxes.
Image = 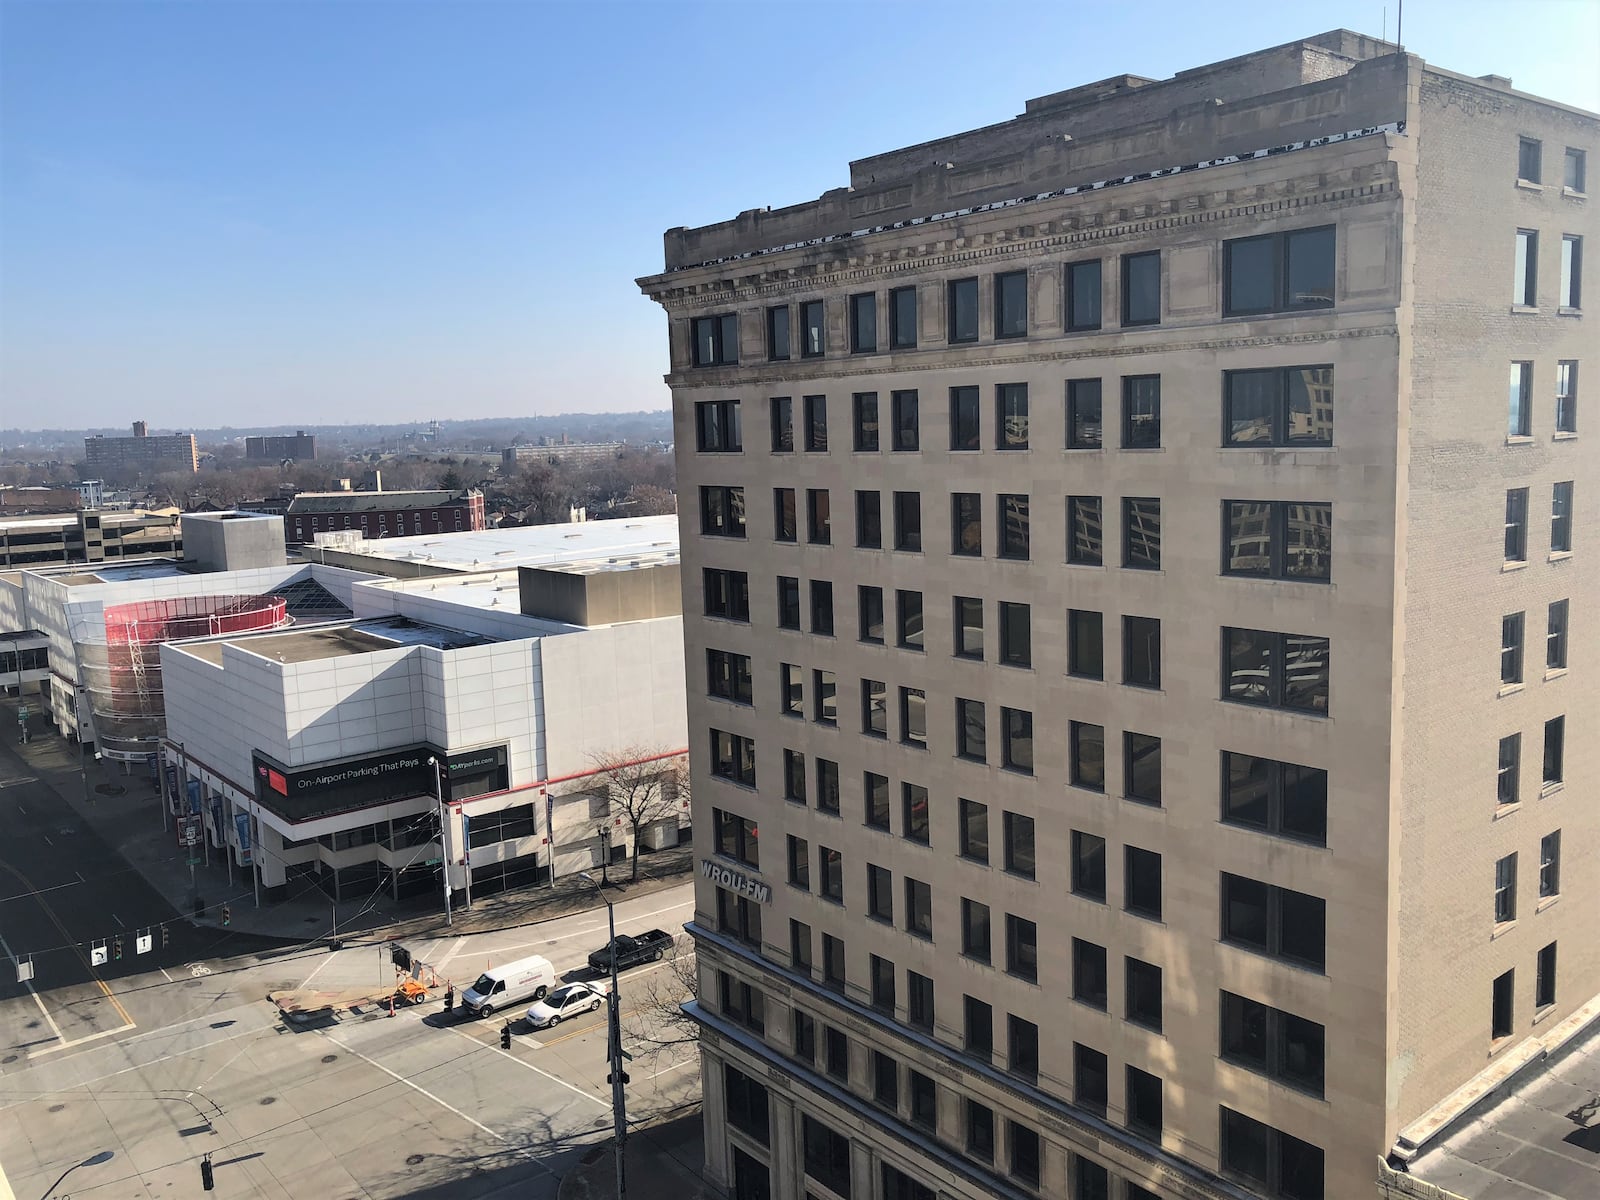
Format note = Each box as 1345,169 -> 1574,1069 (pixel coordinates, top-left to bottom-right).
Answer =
1397,0 -> 1403,48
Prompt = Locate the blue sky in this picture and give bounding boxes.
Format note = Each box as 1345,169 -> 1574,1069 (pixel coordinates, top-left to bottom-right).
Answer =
2,0 -> 1596,429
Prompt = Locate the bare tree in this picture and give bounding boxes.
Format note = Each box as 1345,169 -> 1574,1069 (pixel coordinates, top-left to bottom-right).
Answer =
621,938 -> 698,1068
588,746 -> 685,882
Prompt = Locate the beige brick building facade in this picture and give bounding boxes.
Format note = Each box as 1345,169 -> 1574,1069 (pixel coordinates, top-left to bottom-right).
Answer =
639,31 -> 1596,1200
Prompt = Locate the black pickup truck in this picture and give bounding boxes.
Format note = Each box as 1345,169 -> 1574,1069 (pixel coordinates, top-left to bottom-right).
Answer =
588,930 -> 674,974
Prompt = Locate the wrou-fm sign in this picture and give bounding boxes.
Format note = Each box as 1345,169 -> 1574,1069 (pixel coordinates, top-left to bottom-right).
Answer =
699,859 -> 771,904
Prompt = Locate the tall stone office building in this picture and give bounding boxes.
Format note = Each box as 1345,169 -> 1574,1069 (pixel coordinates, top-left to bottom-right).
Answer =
640,31 -> 1595,1200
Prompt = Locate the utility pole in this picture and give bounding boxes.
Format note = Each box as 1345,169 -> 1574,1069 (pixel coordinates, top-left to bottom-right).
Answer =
580,872 -> 627,1200
429,757 -> 452,927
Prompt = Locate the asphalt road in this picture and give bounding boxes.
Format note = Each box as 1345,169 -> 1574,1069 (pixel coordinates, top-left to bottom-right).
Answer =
0,874 -> 699,1198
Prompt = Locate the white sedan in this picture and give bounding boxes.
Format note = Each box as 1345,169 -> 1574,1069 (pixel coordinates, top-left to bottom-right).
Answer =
526,981 -> 607,1028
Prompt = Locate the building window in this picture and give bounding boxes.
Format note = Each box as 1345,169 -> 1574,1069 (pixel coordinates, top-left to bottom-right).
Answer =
1066,378 -> 1103,449
810,580 -> 834,636
1070,721 -> 1105,791
893,491 -> 922,551
806,489 -> 831,545
766,305 -> 790,361
696,399 -> 743,452
824,1023 -> 848,1077
900,687 -> 927,747
994,270 -> 1028,339
948,277 -> 979,343
950,385 -> 980,450
1121,251 -> 1161,326
725,1064 -> 771,1147
1544,715 -> 1564,786
1125,846 -> 1162,920
1548,600 -> 1569,670
819,848 -> 843,903
859,586 -> 884,643
800,300 -> 825,358
862,679 -> 887,739
777,576 -> 800,630
1122,376 -> 1161,448
783,750 -> 806,804
710,729 -> 756,787
1498,734 -> 1521,807
1071,831 -> 1106,902
1123,614 -> 1161,687
1222,752 -> 1328,844
1126,957 -> 1163,1032
1073,939 -> 1108,1010
803,395 -> 828,452
691,313 -> 738,366
1519,136 -> 1543,183
952,493 -> 982,555
1566,147 -> 1588,192
954,597 -> 984,660
1555,360 -> 1578,433
890,287 -> 918,349
852,392 -> 880,452
907,971 -> 935,1033
1125,732 -> 1162,806
791,920 -> 812,973
956,697 -> 987,761
1224,365 -> 1334,447
1515,229 -> 1539,306
961,897 -> 991,963
996,382 -> 1029,448
703,568 -> 750,622
1509,361 -> 1535,437
1502,612 -> 1525,684
865,772 -> 890,830
896,589 -> 924,650
891,388 -> 919,449
1068,609 -> 1103,679
1220,873 -> 1326,971
908,1069 -> 937,1129
855,490 -> 882,549
1224,226 -> 1336,315
707,649 -> 753,705
1002,707 -> 1033,774
998,601 -> 1030,667
905,877 -> 932,939
1068,495 -> 1104,565
1505,487 -> 1530,562
850,293 -> 877,353
1540,830 -> 1561,898
770,396 -> 794,452
1492,968 -> 1515,1040
965,1099 -> 995,1163
1220,1106 -> 1325,1200
1066,259 -> 1102,331
1126,1067 -> 1163,1140
787,836 -> 809,889
872,1051 -> 899,1110
1074,1042 -> 1109,1113
1008,1014 -> 1039,1083
903,783 -> 929,844
713,810 -> 760,868
1005,914 -> 1038,983
1224,500 -> 1333,581
1121,497 -> 1164,565
1221,991 -> 1326,1097
1223,627 -> 1330,714
1009,1120 -> 1041,1188
700,486 -> 746,538
801,1116 -> 851,1197
1561,236 -> 1583,308
870,954 -> 895,1011
959,798 -> 989,863
1537,942 -> 1558,1009
1074,1158 -> 1110,1200
718,972 -> 764,1029
774,489 -> 797,543
816,759 -> 840,814
812,669 -> 837,724
1551,481 -> 1573,552
998,494 -> 1030,560
1003,811 -> 1035,879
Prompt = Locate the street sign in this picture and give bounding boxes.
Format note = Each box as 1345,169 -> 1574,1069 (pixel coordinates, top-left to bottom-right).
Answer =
136,933 -> 152,955
91,944 -> 108,967
15,960 -> 33,983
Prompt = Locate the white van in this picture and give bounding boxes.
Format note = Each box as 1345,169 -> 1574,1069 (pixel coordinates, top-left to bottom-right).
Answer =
460,955 -> 557,1017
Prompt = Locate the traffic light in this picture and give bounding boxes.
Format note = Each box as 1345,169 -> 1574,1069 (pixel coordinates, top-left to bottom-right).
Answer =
607,1071 -> 630,1085
113,937 -> 123,961
221,905 -> 231,927
500,1023 -> 511,1050
160,925 -> 170,949
200,1155 -> 215,1190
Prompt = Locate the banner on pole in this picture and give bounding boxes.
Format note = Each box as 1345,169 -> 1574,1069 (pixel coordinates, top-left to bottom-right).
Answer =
235,812 -> 253,865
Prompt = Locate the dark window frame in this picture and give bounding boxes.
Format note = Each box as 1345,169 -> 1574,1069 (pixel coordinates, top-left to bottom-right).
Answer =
1066,258 -> 1102,332
850,292 -> 878,354
890,287 -> 918,350
1223,225 -> 1336,316
994,270 -> 1028,339
948,277 -> 979,344
1121,251 -> 1161,327
691,312 -> 740,367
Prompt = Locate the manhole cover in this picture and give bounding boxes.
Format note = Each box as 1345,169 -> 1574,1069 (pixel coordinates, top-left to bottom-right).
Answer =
94,784 -> 126,797
321,1054 -> 338,1064
1,1055 -> 16,1064
406,1155 -> 426,1167
580,1145 -> 606,1166
48,1104 -> 66,1113
259,1096 -> 276,1106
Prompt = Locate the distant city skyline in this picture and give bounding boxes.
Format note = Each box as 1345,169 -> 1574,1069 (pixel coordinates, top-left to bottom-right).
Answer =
2,0 -> 1595,427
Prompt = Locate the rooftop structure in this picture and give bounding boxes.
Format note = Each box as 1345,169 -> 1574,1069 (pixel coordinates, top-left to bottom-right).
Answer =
83,423 -> 198,476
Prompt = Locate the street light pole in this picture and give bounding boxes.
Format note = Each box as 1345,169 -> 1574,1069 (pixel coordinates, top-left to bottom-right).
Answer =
40,1149 -> 114,1199
597,825 -> 611,887
429,757 -> 452,927
579,872 -> 626,1200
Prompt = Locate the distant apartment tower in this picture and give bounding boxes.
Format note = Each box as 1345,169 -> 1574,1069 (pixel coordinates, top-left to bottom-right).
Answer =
245,431 -> 318,461
643,31 -> 1595,1200
502,441 -> 626,469
270,488 -> 487,545
84,423 -> 198,475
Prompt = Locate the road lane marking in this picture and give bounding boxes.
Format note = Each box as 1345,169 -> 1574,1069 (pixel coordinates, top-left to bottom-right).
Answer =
0,857 -> 132,1030
159,967 -> 174,983
41,836 -> 51,846
434,935 -> 469,970
0,930 -> 62,1045
28,1022 -> 136,1057
648,1057 -> 697,1079
323,1033 -> 560,1176
442,1023 -> 608,1107
295,950 -> 339,989
111,913 -> 124,929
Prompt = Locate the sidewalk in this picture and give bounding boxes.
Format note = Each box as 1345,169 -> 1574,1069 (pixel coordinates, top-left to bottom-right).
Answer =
3,695 -> 696,948
558,1107 -> 709,1200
